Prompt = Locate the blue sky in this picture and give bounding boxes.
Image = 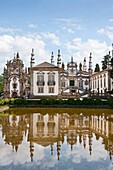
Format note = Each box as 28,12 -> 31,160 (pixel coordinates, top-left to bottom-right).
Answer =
0,0 -> 113,73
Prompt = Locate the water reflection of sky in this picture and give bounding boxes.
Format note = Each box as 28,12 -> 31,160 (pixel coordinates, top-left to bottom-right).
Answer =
0,110 -> 113,170
0,131 -> 113,170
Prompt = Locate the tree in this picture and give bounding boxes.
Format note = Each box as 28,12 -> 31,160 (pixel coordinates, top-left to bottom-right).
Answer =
94,64 -> 100,72
110,58 -> 113,78
111,57 -> 113,67
0,75 -> 3,95
102,54 -> 111,70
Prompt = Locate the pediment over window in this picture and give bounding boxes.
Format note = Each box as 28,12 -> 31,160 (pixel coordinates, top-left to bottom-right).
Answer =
37,71 -> 45,74
47,71 -> 55,75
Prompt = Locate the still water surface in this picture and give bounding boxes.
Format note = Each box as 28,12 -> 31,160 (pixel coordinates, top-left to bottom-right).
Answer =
0,108 -> 113,170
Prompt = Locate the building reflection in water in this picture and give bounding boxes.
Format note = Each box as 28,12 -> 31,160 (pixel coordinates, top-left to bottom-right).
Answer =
1,111 -> 113,162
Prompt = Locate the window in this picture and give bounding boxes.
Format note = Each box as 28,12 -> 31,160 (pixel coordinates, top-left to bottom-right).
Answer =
98,77 -> 99,87
49,87 -> 54,93
16,68 -> 19,73
79,78 -> 83,88
37,75 -> 44,82
48,123 -> 55,135
13,83 -> 17,89
37,123 -> 44,134
38,87 -> 44,93
48,73 -> 55,85
93,79 -> 94,89
95,78 -> 96,89
85,79 -> 89,86
104,74 -> 106,88
49,115 -> 54,121
101,78 -> 102,88
48,74 -> 54,81
91,80 -> 92,89
37,73 -> 44,86
70,80 -> 74,86
38,114 -> 43,121
61,81 -> 65,87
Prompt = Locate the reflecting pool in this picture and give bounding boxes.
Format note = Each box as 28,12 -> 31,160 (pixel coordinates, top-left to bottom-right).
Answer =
0,108 -> 113,170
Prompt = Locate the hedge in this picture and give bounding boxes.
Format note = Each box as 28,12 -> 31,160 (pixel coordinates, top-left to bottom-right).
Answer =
5,98 -> 113,108
0,98 -> 113,108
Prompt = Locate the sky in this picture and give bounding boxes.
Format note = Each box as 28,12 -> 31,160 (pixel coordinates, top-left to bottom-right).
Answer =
0,0 -> 113,74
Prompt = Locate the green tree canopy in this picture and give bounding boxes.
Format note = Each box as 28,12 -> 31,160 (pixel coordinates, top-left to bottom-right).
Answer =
111,57 -> 113,67
102,54 -> 111,70
94,64 -> 100,72
0,75 -> 3,95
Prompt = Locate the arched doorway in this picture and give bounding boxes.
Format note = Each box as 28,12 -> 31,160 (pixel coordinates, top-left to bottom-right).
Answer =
12,92 -> 17,98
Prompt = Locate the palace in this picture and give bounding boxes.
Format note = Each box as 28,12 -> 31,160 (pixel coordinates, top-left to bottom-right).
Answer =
29,49 -> 92,99
3,47 -> 113,99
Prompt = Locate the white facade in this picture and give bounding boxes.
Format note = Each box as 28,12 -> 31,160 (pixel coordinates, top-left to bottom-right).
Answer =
30,61 -> 63,98
90,70 -> 113,94
33,70 -> 59,96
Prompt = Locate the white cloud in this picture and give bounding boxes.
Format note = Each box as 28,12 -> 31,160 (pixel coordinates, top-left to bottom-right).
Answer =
0,32 -> 62,74
0,28 -> 111,75
55,18 -> 81,26
109,18 -> 113,22
54,18 -> 82,33
0,27 -> 21,34
62,26 -> 75,34
0,34 -> 49,74
67,28 -> 75,34
41,32 -> 61,46
28,24 -> 38,29
97,26 -> 113,41
97,28 -> 105,34
62,136 -> 108,164
63,38 -> 110,70
107,26 -> 113,30
0,35 -> 14,52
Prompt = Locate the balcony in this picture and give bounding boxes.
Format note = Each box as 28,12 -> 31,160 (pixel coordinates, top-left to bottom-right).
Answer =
48,81 -> 55,86
37,81 -> 45,86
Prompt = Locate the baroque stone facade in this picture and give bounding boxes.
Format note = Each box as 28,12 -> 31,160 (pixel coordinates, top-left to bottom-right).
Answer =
3,53 -> 28,98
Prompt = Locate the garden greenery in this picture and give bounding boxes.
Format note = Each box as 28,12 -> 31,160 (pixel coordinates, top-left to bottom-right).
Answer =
0,97 -> 113,108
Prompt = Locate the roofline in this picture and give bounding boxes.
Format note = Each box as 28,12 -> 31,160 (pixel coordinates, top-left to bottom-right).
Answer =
30,67 -> 64,71
91,69 -> 111,77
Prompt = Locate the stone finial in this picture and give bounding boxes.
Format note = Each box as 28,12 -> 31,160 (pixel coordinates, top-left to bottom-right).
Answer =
57,49 -> 61,68
51,51 -> 54,64
30,48 -> 35,67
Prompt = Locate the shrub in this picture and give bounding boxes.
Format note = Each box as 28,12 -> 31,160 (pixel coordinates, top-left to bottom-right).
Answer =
106,99 -> 113,107
40,98 -> 49,105
75,99 -> 82,105
58,99 -> 65,105
0,99 -> 4,106
94,98 -> 103,105
66,98 -> 75,105
82,98 -> 92,105
14,98 -> 27,106
4,98 -> 10,105
9,98 -> 15,105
